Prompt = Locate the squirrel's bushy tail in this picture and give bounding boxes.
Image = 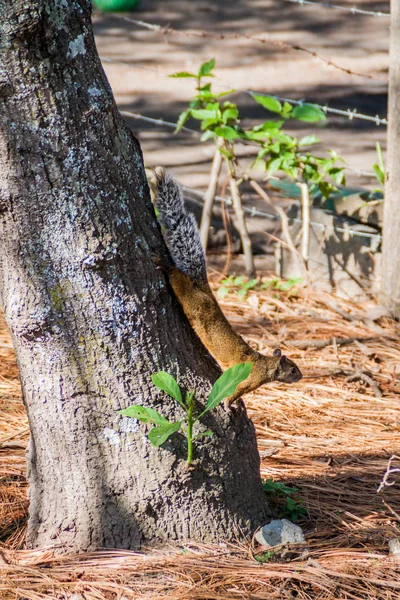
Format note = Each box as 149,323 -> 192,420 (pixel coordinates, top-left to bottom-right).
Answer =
152,168 -> 207,285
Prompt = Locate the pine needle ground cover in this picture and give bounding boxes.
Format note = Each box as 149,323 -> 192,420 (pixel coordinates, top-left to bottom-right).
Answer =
1,280 -> 399,599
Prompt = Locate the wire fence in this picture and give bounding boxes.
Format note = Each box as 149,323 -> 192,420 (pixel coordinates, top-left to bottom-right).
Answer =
182,186 -> 382,246
182,186 -> 382,242
101,17 -> 387,244
100,55 -> 388,128
248,92 -> 388,126
102,13 -> 386,82
99,13 -> 384,246
277,0 -> 389,17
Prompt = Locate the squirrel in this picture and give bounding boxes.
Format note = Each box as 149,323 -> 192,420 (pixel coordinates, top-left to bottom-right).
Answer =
151,168 -> 302,409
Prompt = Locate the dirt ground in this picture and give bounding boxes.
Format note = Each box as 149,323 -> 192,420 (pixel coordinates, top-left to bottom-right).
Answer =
1,284 -> 400,597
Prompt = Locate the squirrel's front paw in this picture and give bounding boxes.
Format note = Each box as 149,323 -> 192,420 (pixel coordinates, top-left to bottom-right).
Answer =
151,254 -> 172,272
151,253 -> 163,267
224,398 -> 233,412
224,397 -> 245,412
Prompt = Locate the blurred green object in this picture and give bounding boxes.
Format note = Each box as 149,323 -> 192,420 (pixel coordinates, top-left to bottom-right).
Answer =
93,0 -> 139,11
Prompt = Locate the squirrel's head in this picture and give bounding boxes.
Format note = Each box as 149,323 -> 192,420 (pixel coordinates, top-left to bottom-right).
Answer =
272,348 -> 302,383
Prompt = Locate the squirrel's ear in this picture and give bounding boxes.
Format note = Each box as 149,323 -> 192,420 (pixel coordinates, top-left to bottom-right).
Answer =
273,348 -> 282,357
279,354 -> 287,365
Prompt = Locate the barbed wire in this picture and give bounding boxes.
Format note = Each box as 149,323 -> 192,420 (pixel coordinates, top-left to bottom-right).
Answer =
101,13 -> 385,82
248,92 -> 388,126
100,55 -> 387,129
277,0 -> 389,17
119,110 -> 197,134
101,56 -> 159,74
182,186 -> 382,241
119,109 -> 377,178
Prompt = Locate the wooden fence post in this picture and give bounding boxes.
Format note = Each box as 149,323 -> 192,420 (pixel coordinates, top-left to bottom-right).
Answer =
380,0 -> 400,315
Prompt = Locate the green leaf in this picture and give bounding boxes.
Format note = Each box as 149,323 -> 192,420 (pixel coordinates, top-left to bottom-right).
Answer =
282,101 -> 293,115
199,58 -> 216,77
269,142 -> 281,153
191,108 -> 219,120
151,372 -> 183,405
376,141 -> 385,172
217,286 -> 230,299
373,164 -> 385,185
273,132 -> 296,145
148,421 -> 182,447
233,275 -> 246,285
243,130 -> 269,142
216,89 -> 236,98
261,120 -> 284,132
120,405 -> 169,425
201,430 -> 213,437
253,94 -> 282,114
299,134 -> 320,147
218,147 -> 233,159
214,125 -> 240,140
222,107 -> 239,123
262,478 -> 298,496
251,157 -> 266,171
267,157 -> 282,175
291,104 -> 327,123
175,109 -> 191,133
202,363 -> 253,415
318,181 -> 335,199
205,101 -> 220,111
328,167 -> 345,185
277,277 -> 302,291
200,118 -> 219,130
169,71 -> 197,78
256,148 -> 269,159
243,278 -> 259,290
200,130 -> 216,142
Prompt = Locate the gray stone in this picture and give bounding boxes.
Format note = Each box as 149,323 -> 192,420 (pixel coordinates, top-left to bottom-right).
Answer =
254,518 -> 306,547
388,538 -> 400,558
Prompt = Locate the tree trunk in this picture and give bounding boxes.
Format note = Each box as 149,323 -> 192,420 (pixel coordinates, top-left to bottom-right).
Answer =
381,0 -> 400,315
0,1 -> 268,552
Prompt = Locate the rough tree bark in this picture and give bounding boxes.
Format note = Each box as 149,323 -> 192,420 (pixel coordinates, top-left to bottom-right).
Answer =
0,1 -> 269,552
381,0 -> 400,315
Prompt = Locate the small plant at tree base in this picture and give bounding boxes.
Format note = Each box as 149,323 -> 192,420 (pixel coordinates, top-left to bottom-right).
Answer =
254,550 -> 275,563
262,478 -> 307,522
217,275 -> 303,300
217,275 -> 259,300
261,276 -> 303,294
120,363 -> 253,466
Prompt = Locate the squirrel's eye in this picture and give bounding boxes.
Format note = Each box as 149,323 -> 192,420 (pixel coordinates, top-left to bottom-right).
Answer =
291,367 -> 297,374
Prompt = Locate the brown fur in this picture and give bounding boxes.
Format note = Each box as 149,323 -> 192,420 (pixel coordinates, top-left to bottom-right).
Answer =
168,269 -> 302,409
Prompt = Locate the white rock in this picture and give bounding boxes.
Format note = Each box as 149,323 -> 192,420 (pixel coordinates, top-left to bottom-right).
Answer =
389,538 -> 400,558
254,518 -> 306,547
